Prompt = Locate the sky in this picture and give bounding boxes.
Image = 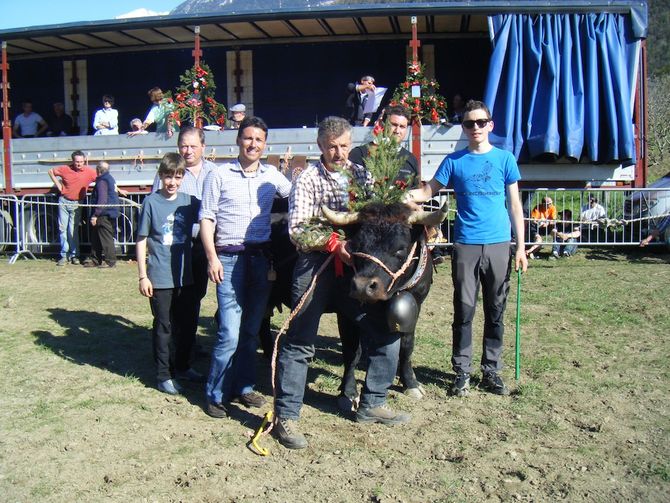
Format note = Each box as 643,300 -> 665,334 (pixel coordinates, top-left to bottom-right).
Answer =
0,0 -> 184,31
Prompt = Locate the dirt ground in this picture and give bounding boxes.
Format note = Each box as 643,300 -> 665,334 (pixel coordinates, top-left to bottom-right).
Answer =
0,250 -> 669,502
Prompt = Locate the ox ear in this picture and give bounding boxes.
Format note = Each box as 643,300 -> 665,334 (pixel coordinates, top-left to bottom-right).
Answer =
321,205 -> 360,226
407,203 -> 448,226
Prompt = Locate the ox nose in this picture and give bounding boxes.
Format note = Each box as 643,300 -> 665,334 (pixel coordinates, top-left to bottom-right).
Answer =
351,276 -> 388,303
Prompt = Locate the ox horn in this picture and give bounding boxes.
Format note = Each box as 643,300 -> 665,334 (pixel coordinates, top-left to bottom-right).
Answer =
407,203 -> 448,226
321,205 -> 360,225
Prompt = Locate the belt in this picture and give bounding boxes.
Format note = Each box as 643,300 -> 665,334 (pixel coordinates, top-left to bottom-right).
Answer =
216,242 -> 271,256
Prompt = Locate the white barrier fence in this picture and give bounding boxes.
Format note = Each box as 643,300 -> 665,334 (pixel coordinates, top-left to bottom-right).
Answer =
1,187 -> 668,264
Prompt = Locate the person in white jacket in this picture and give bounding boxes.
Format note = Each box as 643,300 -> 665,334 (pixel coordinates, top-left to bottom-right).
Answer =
92,95 -> 119,135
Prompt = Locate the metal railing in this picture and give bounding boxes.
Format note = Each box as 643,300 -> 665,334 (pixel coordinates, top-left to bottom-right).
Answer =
3,187 -> 668,264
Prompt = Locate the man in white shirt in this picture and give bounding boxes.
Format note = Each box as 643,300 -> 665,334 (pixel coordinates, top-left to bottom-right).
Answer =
13,100 -> 47,138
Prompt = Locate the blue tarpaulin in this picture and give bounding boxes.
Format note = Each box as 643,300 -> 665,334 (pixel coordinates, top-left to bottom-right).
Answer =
484,13 -> 643,164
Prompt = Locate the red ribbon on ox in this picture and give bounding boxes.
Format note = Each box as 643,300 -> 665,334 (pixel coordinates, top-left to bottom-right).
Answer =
324,232 -> 345,277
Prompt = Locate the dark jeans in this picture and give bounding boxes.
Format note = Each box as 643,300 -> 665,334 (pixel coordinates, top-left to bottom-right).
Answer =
275,252 -> 401,419
149,286 -> 197,382
451,242 -> 512,374
90,215 -> 117,265
179,241 -> 209,350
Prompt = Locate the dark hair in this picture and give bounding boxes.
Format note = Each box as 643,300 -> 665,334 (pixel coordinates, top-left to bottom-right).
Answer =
237,116 -> 268,140
71,150 -> 85,161
102,95 -> 114,105
384,105 -> 411,122
147,87 -> 163,102
178,126 -> 206,146
158,152 -> 186,177
464,99 -> 492,120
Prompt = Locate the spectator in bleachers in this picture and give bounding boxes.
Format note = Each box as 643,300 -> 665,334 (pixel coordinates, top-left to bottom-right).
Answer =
13,100 -> 48,138
550,209 -> 580,258
128,87 -> 177,137
46,102 -> 74,137
92,95 -> 119,135
525,196 -> 557,259
450,93 -> 466,124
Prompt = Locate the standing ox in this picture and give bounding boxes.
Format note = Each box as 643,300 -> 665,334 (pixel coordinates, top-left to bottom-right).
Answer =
322,201 -> 448,403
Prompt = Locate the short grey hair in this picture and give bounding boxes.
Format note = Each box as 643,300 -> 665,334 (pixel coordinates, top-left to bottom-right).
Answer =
317,116 -> 351,144
96,161 -> 110,174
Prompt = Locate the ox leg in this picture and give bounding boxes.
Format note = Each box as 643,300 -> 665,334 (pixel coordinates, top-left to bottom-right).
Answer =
337,313 -> 361,411
398,332 -> 425,399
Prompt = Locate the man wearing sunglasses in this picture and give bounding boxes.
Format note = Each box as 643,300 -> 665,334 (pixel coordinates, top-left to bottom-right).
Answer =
405,99 -> 527,397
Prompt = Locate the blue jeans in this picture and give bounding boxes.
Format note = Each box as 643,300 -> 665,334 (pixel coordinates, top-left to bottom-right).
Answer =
205,252 -> 271,405
58,196 -> 82,259
274,252 -> 401,420
552,237 -> 578,256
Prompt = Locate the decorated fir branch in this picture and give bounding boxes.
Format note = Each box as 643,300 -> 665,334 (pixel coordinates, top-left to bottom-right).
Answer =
167,61 -> 227,128
390,61 -> 448,125
344,122 -> 414,211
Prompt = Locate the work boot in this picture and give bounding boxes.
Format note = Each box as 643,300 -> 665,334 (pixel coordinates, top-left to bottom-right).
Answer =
273,417 -> 308,449
479,371 -> 510,396
356,404 -> 410,425
206,402 -> 228,419
451,372 -> 470,397
234,391 -> 266,408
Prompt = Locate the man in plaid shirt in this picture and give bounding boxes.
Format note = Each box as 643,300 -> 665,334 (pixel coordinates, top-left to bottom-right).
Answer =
274,116 -> 411,450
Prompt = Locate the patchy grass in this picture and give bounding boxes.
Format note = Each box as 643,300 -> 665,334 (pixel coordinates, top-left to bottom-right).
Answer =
0,249 -> 669,501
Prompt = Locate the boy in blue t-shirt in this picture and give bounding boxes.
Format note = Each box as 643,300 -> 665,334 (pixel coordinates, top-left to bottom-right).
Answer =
136,153 -> 200,395
406,100 -> 527,397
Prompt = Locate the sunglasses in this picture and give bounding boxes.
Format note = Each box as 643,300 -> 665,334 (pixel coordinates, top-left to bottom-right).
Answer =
462,119 -> 491,129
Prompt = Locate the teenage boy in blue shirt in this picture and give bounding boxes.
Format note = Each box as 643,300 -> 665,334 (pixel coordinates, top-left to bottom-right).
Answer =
406,100 -> 527,396
136,153 -> 201,395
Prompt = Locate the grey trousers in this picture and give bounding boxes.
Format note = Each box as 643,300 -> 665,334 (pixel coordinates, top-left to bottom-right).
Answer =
451,242 -> 512,374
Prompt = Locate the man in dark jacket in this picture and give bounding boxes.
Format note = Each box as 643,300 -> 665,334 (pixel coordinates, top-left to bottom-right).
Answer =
87,161 -> 120,268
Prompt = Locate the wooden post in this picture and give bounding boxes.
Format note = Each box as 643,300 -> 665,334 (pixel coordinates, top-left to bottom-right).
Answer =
409,16 -> 422,176
1,41 -> 13,193
192,26 -> 203,128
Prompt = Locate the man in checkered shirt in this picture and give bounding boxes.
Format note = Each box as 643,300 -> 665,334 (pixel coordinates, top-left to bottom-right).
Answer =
273,116 -> 411,450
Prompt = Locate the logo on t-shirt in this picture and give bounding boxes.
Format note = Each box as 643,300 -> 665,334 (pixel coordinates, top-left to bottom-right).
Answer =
465,161 -> 493,192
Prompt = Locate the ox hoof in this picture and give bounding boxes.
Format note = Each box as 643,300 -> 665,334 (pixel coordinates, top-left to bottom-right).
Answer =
404,385 -> 426,400
337,394 -> 360,414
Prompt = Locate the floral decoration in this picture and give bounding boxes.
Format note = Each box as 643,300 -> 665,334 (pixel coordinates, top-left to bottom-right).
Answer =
167,61 -> 227,128
390,61 -> 448,125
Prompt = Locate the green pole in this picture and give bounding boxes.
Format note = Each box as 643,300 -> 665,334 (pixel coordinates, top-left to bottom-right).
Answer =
515,268 -> 521,381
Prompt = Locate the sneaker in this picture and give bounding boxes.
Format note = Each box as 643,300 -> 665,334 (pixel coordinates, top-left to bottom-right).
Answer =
175,368 -> 205,382
234,391 -> 266,408
451,372 -> 470,397
206,402 -> 228,418
70,257 -> 81,265
273,417 -> 308,449
356,404 -> 411,425
479,371 -> 510,396
157,379 -> 181,395
56,257 -> 68,266
563,251 -> 573,258
550,251 -> 559,260
527,252 -> 536,260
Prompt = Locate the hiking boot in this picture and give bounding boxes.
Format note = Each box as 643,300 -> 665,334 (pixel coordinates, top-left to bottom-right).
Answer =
479,371 -> 510,396
451,372 -> 470,397
356,404 -> 411,425
175,368 -> 205,383
273,417 -> 308,449
234,391 -> 266,408
157,379 -> 181,395
206,402 -> 229,419
56,257 -> 68,266
70,257 -> 81,265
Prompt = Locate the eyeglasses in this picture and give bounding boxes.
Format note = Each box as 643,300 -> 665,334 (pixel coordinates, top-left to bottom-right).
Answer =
462,119 -> 491,129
